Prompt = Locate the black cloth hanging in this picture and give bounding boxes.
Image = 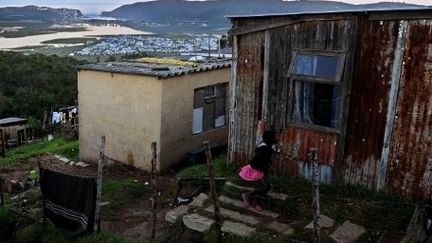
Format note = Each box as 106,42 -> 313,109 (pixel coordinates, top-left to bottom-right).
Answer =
39,167 -> 97,236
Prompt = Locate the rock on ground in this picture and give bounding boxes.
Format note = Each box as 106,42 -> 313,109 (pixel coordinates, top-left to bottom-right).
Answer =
165,205 -> 189,224
182,213 -> 214,232
205,206 -> 260,225
330,220 -> 366,243
218,195 -> 279,218
267,221 -> 294,235
189,193 -> 209,207
304,214 -> 335,230
222,220 -> 256,237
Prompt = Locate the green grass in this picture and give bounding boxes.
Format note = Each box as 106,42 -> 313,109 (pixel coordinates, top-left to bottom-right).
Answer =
0,136 -> 79,168
176,155 -> 239,181
101,179 -> 151,219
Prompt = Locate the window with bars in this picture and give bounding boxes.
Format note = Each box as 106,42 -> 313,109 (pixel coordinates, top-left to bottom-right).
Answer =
288,50 -> 346,129
192,83 -> 227,134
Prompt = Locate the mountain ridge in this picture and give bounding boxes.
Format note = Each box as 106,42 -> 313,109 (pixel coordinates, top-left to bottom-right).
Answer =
101,0 -> 427,27
0,5 -> 84,23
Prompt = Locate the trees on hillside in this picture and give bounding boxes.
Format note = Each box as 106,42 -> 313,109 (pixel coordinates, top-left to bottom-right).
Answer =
0,51 -> 85,120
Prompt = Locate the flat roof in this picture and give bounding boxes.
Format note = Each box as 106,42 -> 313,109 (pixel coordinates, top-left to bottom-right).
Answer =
226,7 -> 432,19
78,61 -> 231,78
0,117 -> 27,126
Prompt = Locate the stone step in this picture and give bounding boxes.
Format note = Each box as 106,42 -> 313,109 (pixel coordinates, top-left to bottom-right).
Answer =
189,193 -> 209,207
225,181 -> 288,201
330,220 -> 366,243
304,214 -> 335,230
165,205 -> 189,224
205,206 -> 260,225
222,220 -> 256,237
183,213 -> 214,232
218,195 -> 280,218
267,221 -> 294,236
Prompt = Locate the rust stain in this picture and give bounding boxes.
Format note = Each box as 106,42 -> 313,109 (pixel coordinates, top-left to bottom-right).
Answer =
343,18 -> 398,188
278,126 -> 338,166
387,20 -> 432,199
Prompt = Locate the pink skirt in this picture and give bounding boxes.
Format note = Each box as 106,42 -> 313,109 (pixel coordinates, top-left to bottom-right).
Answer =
239,164 -> 264,181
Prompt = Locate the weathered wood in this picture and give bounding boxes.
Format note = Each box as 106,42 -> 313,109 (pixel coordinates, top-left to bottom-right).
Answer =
311,148 -> 321,243
377,20 -> 408,191
334,18 -> 357,185
228,35 -> 238,164
204,141 -> 222,242
151,142 -> 158,240
261,30 -> 270,121
0,175 -> 4,206
94,136 -> 105,232
0,129 -> 5,158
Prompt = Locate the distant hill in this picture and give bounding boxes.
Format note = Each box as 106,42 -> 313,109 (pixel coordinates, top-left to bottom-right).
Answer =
0,5 -> 84,23
102,0 -> 426,27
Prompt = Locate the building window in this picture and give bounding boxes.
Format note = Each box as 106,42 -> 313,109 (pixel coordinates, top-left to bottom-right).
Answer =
193,83 -> 227,134
288,50 -> 346,129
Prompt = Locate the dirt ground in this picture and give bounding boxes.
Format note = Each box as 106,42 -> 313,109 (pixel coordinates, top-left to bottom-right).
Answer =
1,154 -> 196,242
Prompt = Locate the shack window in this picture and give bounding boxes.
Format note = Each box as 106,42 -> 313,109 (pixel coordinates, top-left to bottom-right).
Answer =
193,83 -> 227,134
288,50 -> 346,129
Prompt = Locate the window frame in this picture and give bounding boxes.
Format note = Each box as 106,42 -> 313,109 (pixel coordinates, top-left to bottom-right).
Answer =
286,49 -> 347,133
192,82 -> 228,135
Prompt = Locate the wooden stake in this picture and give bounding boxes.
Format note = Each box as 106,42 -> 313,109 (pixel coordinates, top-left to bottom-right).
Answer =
151,142 -> 158,241
94,136 -> 105,233
203,141 -> 222,242
311,148 -> 321,243
0,175 -> 4,207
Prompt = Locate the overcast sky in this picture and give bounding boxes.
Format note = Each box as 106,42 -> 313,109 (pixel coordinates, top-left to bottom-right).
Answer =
0,0 -> 430,15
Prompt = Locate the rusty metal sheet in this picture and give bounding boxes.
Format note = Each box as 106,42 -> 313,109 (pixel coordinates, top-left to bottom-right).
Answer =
387,20 -> 432,200
277,126 -> 338,166
343,18 -> 398,189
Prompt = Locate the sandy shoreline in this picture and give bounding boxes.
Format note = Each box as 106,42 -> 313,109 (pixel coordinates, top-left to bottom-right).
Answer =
0,24 -> 152,49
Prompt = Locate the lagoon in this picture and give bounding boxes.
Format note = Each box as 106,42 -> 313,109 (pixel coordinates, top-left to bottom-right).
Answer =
0,24 -> 151,49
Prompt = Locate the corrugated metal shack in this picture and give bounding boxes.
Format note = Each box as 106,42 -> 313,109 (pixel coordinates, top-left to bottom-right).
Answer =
227,8 -> 432,200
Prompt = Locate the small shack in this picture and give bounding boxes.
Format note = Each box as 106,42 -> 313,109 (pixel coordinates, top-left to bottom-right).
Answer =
0,117 -> 28,147
78,61 -> 230,172
227,8 -> 432,199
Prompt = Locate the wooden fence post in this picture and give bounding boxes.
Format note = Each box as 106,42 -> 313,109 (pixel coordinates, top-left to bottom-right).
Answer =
0,175 -> 4,206
203,141 -> 222,242
311,148 -> 320,243
94,136 -> 105,233
151,142 -> 158,241
0,129 -> 5,158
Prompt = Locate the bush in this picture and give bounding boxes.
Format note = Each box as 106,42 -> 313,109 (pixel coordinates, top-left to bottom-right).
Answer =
0,207 -> 17,241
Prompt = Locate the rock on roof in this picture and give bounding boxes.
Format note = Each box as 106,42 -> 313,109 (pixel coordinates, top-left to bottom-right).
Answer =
0,117 -> 28,126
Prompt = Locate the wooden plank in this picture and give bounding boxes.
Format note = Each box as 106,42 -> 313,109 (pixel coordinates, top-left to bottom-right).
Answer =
94,136 -> 105,232
151,142 -> 158,240
376,20 -> 408,190
262,30 -> 270,121
334,18 -> 357,184
228,35 -> 238,164
368,11 -> 432,21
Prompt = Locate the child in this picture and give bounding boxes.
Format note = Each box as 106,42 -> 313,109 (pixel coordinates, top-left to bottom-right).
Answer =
239,131 -> 276,211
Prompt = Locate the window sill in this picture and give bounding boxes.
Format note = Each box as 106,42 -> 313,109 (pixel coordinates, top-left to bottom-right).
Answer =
192,125 -> 227,136
288,122 -> 340,135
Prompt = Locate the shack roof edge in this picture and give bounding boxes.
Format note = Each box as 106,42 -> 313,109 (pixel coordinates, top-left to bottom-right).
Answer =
78,61 -> 232,78
226,7 -> 432,19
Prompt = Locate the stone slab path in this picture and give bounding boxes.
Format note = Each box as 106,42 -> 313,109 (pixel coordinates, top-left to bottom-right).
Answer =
183,213 -> 214,232
218,195 -> 280,218
304,214 -> 335,230
165,205 -> 189,224
222,220 -> 256,237
205,205 -> 260,225
225,181 -> 288,200
330,220 -> 366,243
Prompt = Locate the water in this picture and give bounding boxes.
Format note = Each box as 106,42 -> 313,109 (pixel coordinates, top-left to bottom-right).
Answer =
0,24 -> 152,49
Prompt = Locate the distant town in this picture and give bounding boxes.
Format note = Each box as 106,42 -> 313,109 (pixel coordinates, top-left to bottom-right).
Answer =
73,34 -> 221,56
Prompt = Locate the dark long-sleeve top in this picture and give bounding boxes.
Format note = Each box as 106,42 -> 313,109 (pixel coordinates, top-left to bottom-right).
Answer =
249,142 -> 272,173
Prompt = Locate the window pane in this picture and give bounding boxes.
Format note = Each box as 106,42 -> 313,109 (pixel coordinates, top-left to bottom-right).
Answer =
291,81 -> 341,128
293,54 -> 340,80
193,107 -> 203,134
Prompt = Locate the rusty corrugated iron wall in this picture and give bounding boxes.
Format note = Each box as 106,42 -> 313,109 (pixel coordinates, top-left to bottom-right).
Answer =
229,12 -> 432,199
386,20 -> 432,199
343,18 -> 399,189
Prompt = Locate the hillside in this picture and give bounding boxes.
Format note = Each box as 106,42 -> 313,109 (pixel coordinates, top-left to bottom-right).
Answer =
0,5 -> 84,23
102,0 -> 426,27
